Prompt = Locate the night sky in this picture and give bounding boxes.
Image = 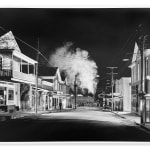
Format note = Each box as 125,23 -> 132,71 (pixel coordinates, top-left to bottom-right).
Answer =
1,8 -> 150,89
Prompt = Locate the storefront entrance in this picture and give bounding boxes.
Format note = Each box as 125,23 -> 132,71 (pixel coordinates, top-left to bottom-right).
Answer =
0,87 -> 6,105
145,98 -> 150,123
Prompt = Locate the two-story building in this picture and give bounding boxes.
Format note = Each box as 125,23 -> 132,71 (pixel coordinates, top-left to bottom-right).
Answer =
0,31 -> 54,113
39,66 -> 72,110
0,30 -> 72,113
129,38 -> 150,122
0,31 -> 37,112
129,42 -> 141,115
60,77 -> 72,108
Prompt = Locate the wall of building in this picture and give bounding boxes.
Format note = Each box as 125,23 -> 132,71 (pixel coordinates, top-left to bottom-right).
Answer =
115,77 -> 131,112
122,78 -> 131,112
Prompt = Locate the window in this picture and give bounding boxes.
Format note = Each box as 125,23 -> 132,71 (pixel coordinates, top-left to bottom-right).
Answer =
137,63 -> 140,81
0,56 -> 2,70
132,67 -> 135,83
8,90 -> 14,101
146,57 -> 149,76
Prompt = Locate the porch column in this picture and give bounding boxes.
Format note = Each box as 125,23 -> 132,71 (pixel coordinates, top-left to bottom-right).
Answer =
20,59 -> 22,72
33,64 -> 35,75
28,62 -> 29,74
29,84 -> 32,109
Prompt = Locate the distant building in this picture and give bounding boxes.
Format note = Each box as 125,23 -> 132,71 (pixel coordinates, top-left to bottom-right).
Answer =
39,66 -> 72,110
71,95 -> 95,107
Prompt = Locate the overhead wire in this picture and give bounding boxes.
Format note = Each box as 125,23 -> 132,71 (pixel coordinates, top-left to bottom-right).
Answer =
110,29 -> 137,66
103,29 -> 138,81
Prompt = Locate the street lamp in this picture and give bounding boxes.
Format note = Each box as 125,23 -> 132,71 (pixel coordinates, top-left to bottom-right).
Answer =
122,58 -> 130,62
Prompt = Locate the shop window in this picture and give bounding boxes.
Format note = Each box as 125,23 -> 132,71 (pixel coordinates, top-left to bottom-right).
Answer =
0,90 -> 4,105
137,63 -> 140,81
56,98 -> 58,105
146,57 -> 149,76
49,98 -> 51,108
8,90 -> 14,101
52,98 -> 54,106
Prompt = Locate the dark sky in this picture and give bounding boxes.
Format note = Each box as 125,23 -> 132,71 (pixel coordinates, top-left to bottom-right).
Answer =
1,8 -> 150,88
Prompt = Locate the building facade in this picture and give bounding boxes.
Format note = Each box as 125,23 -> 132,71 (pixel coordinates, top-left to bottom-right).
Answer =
0,31 -> 37,112
0,31 -> 72,113
39,66 -> 72,110
130,37 -> 150,122
115,77 -> 131,112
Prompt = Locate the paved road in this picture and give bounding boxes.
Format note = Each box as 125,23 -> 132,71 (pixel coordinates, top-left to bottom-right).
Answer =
0,107 -> 150,142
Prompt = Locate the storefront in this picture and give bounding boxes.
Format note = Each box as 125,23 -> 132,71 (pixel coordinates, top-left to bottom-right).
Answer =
0,80 -> 20,112
131,85 -> 140,115
114,96 -> 123,111
144,95 -> 150,123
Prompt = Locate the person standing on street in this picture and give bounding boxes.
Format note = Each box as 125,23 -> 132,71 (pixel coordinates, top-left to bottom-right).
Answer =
59,100 -> 62,111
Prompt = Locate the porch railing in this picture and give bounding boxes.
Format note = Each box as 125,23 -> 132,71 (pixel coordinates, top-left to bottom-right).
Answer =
13,70 -> 36,84
0,69 -> 12,78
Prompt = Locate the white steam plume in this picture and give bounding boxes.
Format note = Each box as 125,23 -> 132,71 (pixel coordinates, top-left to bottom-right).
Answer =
49,43 -> 99,94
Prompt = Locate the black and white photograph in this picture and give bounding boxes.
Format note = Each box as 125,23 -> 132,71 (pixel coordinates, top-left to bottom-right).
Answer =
1,1 -> 150,145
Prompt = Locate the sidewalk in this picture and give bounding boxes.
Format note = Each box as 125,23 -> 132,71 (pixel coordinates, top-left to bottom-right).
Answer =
112,111 -> 150,131
0,108 -> 74,121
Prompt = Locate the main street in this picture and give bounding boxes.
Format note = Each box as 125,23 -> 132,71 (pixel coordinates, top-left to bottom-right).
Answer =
0,107 -> 150,142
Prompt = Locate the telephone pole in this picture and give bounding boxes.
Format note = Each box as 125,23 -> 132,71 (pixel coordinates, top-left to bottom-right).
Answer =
35,37 -> 40,114
136,24 -> 146,124
107,67 -> 118,111
74,73 -> 79,109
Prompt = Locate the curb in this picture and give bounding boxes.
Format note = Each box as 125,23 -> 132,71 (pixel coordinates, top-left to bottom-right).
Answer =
134,122 -> 150,132
111,111 -> 150,132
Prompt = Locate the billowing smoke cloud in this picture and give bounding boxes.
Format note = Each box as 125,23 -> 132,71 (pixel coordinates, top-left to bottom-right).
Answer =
49,43 -> 99,94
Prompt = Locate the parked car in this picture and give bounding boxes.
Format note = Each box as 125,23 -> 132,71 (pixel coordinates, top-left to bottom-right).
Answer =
102,104 -> 111,111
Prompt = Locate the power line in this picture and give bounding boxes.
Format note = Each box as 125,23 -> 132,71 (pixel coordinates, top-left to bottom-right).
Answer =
106,67 -> 118,111
110,30 -> 137,67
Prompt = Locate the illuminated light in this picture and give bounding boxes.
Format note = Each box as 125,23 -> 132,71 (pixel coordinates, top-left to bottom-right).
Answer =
122,58 -> 130,62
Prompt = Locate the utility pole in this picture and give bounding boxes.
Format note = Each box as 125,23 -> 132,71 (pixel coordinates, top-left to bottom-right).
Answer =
74,73 -> 79,109
74,74 -> 77,109
107,67 -> 118,111
35,37 -> 40,114
137,25 -> 146,124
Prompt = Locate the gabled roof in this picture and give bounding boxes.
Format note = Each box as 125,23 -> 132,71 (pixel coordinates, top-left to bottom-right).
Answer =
38,66 -> 65,84
0,31 -> 21,52
38,66 -> 58,76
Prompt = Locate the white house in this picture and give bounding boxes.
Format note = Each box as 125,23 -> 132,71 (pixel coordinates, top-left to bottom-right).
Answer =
0,31 -> 37,112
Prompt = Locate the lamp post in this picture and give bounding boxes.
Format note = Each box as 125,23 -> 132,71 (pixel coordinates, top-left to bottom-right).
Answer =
138,35 -> 145,124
